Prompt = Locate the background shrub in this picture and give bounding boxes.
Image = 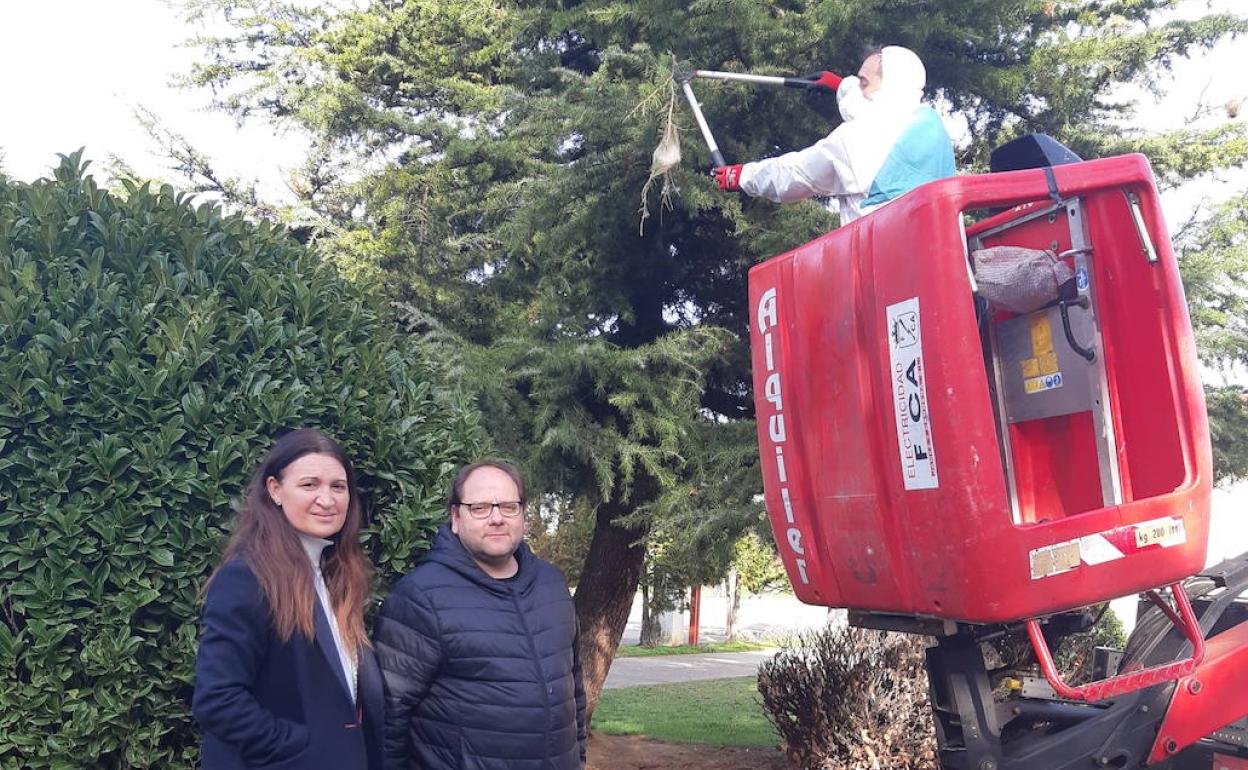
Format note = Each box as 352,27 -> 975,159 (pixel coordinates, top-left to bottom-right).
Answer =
986,605 -> 1129,686
0,153 -> 482,769
757,626 -> 937,770
759,612 -> 1130,770
1055,606 -> 1128,685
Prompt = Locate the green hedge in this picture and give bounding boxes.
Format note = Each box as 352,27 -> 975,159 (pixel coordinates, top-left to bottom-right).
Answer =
0,153 -> 482,769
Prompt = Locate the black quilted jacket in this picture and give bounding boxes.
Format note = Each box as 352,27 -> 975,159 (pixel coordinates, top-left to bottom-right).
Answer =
374,524 -> 586,770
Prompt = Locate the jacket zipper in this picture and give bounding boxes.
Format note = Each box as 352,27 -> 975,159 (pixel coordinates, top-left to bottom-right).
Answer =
509,584 -> 554,769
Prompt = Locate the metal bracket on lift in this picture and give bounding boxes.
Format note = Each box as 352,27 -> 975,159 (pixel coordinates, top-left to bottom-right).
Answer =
1197,552 -> 1248,592
1064,199 -> 1124,509
972,197 -> 1123,523
848,609 -> 960,637
919,563 -> 1248,770
1026,583 -> 1206,702
1124,191 -> 1159,265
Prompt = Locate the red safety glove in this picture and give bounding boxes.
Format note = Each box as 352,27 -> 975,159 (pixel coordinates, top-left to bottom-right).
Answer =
713,164 -> 743,192
804,70 -> 843,93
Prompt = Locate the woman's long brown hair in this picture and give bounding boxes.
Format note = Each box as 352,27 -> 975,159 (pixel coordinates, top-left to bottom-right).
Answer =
210,428 -> 373,651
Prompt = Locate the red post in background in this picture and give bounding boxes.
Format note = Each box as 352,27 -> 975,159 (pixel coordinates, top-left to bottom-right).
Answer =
688,585 -> 701,646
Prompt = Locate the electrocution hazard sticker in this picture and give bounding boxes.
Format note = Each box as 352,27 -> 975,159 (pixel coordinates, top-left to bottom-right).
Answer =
887,297 -> 938,490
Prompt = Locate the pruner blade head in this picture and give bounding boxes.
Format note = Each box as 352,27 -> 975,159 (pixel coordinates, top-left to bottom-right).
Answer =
673,58 -> 696,84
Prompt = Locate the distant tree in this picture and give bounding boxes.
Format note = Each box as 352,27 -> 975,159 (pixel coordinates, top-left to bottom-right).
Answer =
726,531 -> 788,642
636,531 -> 714,647
524,493 -> 596,585
1176,190 -> 1248,482
638,419 -> 773,644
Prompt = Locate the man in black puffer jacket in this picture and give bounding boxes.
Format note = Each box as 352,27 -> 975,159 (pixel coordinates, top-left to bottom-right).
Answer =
374,461 -> 586,770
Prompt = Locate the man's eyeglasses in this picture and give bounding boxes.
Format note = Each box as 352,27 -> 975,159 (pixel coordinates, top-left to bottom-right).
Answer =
458,501 -> 525,519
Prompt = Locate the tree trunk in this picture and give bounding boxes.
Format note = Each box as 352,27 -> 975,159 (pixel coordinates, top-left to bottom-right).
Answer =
573,495 -> 648,720
725,569 -> 741,642
639,583 -> 663,647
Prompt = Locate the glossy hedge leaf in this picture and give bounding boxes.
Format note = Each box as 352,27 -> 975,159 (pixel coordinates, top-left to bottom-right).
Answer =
0,152 -> 484,769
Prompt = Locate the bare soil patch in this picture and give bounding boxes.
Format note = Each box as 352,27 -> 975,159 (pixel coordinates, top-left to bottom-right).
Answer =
587,731 -> 791,770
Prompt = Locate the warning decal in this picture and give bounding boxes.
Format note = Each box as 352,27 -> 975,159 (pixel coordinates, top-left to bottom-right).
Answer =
1134,517 -> 1186,549
1021,315 -> 1064,395
886,297 -> 938,490
1028,516 -> 1188,580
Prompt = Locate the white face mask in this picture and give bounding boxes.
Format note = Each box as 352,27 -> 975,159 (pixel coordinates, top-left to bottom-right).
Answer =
837,75 -> 870,122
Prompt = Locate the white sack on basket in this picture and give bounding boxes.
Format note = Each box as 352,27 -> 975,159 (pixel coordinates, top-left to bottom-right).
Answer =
972,246 -> 1074,314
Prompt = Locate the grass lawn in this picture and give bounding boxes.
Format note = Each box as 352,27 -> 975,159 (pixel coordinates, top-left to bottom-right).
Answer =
593,677 -> 779,747
614,640 -> 772,657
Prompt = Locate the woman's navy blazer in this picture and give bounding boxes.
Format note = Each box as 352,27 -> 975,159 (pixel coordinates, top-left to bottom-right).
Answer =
193,559 -> 384,770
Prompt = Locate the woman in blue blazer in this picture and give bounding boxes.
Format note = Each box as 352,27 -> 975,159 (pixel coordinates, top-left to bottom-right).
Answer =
193,429 -> 383,770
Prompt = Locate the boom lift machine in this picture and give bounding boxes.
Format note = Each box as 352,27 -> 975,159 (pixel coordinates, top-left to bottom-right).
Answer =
747,142 -> 1248,770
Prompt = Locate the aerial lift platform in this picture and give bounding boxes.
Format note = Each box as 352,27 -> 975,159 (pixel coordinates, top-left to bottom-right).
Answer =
748,141 -> 1248,770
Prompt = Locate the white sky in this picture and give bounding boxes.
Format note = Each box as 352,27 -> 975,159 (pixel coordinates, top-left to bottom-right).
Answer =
0,0 -> 305,201
1137,0 -> 1248,223
0,0 -> 1243,216
0,0 -> 1246,627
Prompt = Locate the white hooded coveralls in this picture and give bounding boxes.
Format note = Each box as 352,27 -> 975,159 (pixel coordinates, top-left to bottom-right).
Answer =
739,46 -> 956,225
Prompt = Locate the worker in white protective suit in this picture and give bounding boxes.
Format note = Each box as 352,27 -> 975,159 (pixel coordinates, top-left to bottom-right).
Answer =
713,46 -> 955,225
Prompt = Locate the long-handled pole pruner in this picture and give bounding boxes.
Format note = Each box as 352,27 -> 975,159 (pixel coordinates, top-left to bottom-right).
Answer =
673,60 -> 842,169
692,69 -> 842,94
674,60 -> 726,168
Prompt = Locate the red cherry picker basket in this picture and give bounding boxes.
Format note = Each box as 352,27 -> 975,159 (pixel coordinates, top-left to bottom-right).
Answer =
748,145 -> 1248,770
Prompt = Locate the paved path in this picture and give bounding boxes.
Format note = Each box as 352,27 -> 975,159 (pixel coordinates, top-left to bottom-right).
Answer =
618,592 -> 837,646
603,649 -> 778,689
